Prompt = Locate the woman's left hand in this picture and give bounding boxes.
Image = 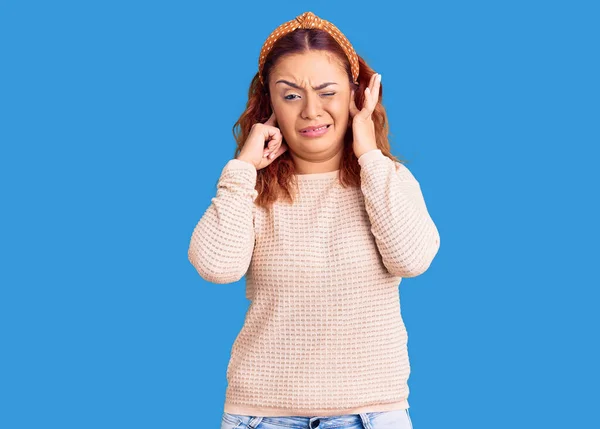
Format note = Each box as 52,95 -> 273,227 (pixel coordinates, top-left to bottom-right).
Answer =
349,72 -> 381,159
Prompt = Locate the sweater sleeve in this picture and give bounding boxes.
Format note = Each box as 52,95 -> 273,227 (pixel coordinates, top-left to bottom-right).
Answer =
188,158 -> 258,284
358,149 -> 440,278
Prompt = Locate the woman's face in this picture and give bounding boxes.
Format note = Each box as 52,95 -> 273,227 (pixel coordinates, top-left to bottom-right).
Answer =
268,51 -> 351,164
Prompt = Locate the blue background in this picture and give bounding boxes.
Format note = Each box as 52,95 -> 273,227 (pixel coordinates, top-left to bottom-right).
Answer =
1,1 -> 598,428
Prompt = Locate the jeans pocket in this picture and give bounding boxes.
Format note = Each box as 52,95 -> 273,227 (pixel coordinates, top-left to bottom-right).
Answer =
368,409 -> 411,429
221,412 -> 265,429
221,412 -> 243,429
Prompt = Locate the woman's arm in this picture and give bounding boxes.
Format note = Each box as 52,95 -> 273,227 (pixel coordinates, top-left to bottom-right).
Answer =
359,149 -> 440,278
188,159 -> 258,284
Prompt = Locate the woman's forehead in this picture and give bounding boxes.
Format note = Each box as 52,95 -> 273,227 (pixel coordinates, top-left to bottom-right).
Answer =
272,54 -> 346,80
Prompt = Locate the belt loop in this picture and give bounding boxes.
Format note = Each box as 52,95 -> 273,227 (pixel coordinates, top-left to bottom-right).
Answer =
247,416 -> 263,429
359,413 -> 373,429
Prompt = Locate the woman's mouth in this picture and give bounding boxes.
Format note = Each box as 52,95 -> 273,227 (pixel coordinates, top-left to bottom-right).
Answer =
299,124 -> 331,138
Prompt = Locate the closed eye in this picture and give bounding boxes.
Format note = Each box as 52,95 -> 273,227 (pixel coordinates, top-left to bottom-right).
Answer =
284,92 -> 336,100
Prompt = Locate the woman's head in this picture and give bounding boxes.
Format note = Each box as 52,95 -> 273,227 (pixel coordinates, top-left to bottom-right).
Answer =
266,49 -> 354,171
232,26 -> 404,209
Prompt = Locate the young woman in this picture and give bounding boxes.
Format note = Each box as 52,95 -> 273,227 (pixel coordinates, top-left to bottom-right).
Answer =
188,11 -> 440,429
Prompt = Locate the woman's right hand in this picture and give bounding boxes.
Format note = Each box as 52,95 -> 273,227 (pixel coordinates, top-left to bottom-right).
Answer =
237,111 -> 288,170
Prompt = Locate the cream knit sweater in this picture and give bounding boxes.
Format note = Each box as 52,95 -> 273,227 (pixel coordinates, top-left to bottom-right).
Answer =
188,148 -> 440,417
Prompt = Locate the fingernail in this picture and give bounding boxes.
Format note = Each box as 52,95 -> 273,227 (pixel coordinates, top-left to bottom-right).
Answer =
377,73 -> 381,81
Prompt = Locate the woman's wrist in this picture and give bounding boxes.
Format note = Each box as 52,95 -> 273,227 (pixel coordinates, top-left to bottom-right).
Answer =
235,154 -> 257,169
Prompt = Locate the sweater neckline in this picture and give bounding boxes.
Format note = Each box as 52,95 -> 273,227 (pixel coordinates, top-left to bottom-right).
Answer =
294,169 -> 340,180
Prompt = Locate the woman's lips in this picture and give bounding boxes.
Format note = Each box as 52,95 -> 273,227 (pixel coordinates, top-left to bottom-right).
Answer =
299,124 -> 331,137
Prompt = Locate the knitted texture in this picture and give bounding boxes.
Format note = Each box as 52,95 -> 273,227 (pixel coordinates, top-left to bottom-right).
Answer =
188,149 -> 440,417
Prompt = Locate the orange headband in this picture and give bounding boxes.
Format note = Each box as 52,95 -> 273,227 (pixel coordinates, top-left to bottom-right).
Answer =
258,11 -> 360,88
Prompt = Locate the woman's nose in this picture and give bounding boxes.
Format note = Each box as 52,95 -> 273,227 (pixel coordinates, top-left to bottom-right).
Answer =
301,93 -> 323,118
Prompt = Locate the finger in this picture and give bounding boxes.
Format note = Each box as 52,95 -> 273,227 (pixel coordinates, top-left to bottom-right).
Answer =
372,73 -> 381,105
264,142 -> 281,160
365,73 -> 375,97
263,112 -> 281,146
367,73 -> 377,106
271,129 -> 282,147
369,72 -> 377,90
365,73 -> 380,113
268,142 -> 288,160
266,127 -> 281,144
262,125 -> 281,147
264,142 -> 279,158
263,130 -> 282,156
362,77 -> 374,115
263,144 -> 273,157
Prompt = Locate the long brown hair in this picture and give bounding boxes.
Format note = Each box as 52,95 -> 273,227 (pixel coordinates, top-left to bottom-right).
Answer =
232,28 -> 405,209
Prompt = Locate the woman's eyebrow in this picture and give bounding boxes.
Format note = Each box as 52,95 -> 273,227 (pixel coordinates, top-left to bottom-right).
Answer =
275,80 -> 338,90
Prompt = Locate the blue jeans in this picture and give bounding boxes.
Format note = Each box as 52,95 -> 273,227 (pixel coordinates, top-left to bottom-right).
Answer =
221,409 -> 414,429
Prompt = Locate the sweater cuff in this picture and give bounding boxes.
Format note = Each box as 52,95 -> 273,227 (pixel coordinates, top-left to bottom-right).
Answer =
227,158 -> 257,171
358,149 -> 385,167
224,159 -> 257,180
219,158 -> 259,201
